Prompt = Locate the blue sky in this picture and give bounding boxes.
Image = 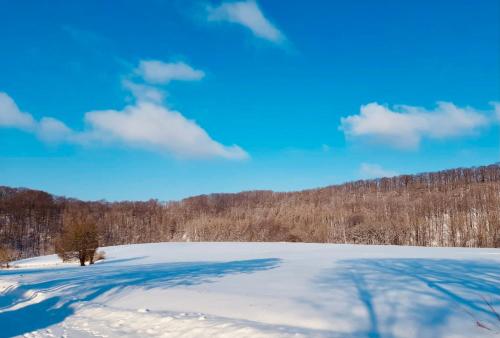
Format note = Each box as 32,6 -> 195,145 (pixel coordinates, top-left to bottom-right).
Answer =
0,0 -> 499,201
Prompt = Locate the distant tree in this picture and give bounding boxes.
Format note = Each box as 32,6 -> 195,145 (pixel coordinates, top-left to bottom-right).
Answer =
0,246 -> 14,268
3,163 -> 500,258
55,214 -> 99,266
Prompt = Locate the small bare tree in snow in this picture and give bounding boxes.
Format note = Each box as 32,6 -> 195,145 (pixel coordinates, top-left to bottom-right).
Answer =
55,212 -> 99,266
0,246 -> 14,268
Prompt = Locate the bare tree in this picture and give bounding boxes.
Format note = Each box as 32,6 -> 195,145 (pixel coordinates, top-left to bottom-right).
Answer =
55,212 -> 99,266
0,246 -> 14,268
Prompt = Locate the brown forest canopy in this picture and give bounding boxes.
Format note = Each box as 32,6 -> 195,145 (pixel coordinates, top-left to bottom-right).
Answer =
1,164 -> 500,258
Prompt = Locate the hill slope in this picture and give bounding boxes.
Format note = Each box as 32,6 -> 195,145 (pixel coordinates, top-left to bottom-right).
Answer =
1,164 -> 500,258
2,242 -> 500,337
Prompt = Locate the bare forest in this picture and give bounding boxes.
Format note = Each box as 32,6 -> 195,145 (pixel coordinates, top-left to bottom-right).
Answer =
1,164 -> 499,259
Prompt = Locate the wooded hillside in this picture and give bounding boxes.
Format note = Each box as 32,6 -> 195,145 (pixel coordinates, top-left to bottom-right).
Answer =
1,164 -> 499,258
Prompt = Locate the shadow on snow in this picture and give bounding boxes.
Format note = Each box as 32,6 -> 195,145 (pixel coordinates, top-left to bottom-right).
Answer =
313,258 -> 500,338
0,257 -> 280,337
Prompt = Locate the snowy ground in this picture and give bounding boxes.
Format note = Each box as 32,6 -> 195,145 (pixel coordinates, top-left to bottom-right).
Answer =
1,242 -> 500,338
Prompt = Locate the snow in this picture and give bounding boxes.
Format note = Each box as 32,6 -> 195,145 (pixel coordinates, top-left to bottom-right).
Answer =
1,242 -> 500,337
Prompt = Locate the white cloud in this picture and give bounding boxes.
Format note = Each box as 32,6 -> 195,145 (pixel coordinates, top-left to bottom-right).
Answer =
137,60 -> 205,84
0,60 -> 248,160
84,101 -> 248,160
340,102 -> 490,149
208,0 -> 285,43
359,163 -> 398,179
0,93 -> 36,130
0,92 -> 77,143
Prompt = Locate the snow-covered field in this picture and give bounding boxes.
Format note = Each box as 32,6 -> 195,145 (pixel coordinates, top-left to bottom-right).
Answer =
1,242 -> 500,338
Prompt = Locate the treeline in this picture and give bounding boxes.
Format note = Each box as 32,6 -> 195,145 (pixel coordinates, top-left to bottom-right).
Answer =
1,164 -> 500,258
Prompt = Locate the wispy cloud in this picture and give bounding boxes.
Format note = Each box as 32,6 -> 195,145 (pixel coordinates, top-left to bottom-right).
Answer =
136,60 -> 205,84
340,102 -> 492,149
37,117 -> 75,143
0,93 -> 36,130
123,80 -> 166,104
207,0 -> 285,44
359,163 -> 398,179
492,101 -> 500,121
0,60 -> 248,160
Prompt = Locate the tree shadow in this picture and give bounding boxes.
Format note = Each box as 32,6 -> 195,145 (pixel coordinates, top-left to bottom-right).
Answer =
314,258 -> 500,338
0,258 -> 280,337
